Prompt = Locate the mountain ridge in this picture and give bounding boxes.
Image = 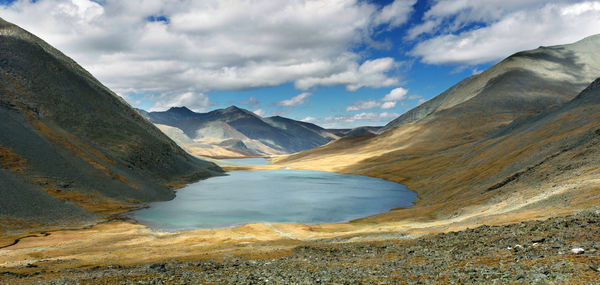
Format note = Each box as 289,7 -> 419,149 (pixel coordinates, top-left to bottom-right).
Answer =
0,17 -> 223,231
274,34 -> 600,225
140,105 -> 380,158
381,34 -> 600,132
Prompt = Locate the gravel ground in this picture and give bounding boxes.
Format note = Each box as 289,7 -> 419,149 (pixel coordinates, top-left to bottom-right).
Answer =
2,210 -> 600,284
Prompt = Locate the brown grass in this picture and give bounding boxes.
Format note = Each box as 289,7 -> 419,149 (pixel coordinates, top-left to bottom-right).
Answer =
39,186 -> 138,216
0,145 -> 27,173
1,90 -> 599,279
274,107 -> 600,227
31,120 -> 139,189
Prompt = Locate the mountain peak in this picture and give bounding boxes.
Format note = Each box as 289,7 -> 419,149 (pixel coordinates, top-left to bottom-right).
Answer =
167,106 -> 195,114
221,105 -> 255,116
224,105 -> 245,112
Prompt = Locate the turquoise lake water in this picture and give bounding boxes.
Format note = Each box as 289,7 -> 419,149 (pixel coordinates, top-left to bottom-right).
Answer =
131,169 -> 417,230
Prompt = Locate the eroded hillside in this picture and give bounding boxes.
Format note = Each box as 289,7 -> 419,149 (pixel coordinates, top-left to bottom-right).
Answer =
0,18 -> 223,232
139,106 -> 377,158
274,36 -> 600,225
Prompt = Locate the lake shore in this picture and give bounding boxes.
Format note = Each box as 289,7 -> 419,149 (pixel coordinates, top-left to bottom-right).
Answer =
2,210 -> 599,283
130,169 -> 417,230
1,160 -> 598,283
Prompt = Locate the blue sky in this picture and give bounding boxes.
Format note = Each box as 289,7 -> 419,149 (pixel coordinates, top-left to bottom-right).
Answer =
1,0 -> 599,127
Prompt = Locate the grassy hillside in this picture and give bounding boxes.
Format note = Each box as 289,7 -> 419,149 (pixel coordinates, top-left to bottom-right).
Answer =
274,36 -> 600,225
0,18 -> 223,232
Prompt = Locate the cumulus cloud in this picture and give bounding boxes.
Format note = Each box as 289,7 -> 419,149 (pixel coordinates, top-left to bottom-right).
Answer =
294,57 -> 399,91
346,87 -> 409,111
374,0 -> 417,28
409,1 -> 600,65
0,0 -> 413,99
276,92 -> 312,107
346,100 -> 381,111
319,112 -> 400,128
380,101 -> 397,109
382,87 -> 408,101
148,92 -> 213,112
407,0 -> 550,40
253,109 -> 266,117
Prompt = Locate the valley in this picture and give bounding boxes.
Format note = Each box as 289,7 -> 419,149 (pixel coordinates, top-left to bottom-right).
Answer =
1,13 -> 600,284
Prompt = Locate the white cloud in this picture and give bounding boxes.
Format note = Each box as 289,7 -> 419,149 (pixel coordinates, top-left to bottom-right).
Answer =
148,92 -> 213,112
374,0 -> 417,28
409,1 -> 600,65
378,112 -> 399,119
253,109 -> 266,117
277,92 -> 312,107
346,86 -> 409,111
320,112 -> 399,128
301,116 -> 317,123
0,0 -> 412,99
380,101 -> 397,109
382,87 -> 408,101
294,57 -> 399,91
405,20 -> 438,40
471,68 -> 484,75
346,100 -> 381,111
408,0 -> 549,39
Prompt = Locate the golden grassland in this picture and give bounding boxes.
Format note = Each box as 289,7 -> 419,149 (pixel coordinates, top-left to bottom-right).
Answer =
1,104 -> 600,274
273,107 -> 600,224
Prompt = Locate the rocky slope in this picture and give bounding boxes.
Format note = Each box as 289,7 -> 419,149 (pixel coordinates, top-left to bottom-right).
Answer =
140,106 -> 344,157
274,35 -> 600,224
4,210 -> 599,284
382,34 -> 600,132
0,18 -> 223,232
1,22 -> 599,284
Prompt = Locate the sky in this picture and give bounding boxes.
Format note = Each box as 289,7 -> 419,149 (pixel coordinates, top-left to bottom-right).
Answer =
1,0 -> 600,128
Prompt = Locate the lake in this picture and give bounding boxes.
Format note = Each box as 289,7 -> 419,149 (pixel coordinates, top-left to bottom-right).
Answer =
131,169 -> 417,230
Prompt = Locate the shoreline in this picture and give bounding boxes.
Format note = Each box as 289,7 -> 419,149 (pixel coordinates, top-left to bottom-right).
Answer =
123,166 -> 420,232
2,210 -> 599,283
1,160 -> 597,282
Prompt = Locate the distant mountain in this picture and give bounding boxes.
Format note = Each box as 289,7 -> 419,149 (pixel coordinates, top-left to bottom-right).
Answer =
274,35 -> 600,223
327,126 -> 382,137
381,35 -> 600,132
0,18 -> 223,231
139,106 -> 350,157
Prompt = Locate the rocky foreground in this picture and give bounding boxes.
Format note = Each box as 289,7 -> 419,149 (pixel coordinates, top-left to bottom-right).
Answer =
3,210 -> 599,284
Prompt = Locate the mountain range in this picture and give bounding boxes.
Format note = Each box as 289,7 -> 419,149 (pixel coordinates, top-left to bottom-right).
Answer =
2,14 -> 600,248
1,16 -> 600,283
0,17 -> 223,231
274,34 -> 600,223
138,106 -> 381,158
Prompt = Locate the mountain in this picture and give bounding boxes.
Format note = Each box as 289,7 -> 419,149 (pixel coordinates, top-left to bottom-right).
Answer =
327,126 -> 382,137
139,106 -> 345,157
274,35 -> 600,224
0,18 -> 223,231
382,35 -> 600,132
